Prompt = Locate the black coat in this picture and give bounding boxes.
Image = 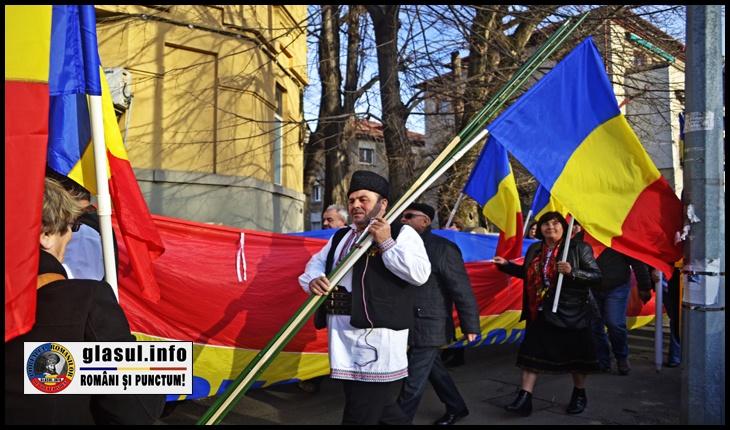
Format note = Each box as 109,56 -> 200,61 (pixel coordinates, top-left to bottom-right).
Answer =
498,239 -> 602,322
4,251 -> 165,425
409,227 -> 480,347
573,231 -> 652,292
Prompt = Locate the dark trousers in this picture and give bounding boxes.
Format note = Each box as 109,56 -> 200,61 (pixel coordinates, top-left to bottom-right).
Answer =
341,379 -> 411,425
398,346 -> 467,420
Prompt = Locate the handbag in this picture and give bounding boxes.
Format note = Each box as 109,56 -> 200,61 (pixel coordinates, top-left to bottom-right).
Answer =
542,289 -> 600,330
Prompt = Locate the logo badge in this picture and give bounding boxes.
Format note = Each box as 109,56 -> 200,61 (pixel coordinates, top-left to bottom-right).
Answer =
27,343 -> 75,393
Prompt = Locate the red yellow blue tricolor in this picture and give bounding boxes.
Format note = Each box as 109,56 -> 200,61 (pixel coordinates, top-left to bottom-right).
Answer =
485,37 -> 682,277
530,183 -> 568,222
463,135 -> 524,260
5,5 -> 54,341
118,216 -> 658,401
44,5 -> 165,302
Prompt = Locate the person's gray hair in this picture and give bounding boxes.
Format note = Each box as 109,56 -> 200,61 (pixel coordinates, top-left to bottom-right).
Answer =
326,204 -> 348,223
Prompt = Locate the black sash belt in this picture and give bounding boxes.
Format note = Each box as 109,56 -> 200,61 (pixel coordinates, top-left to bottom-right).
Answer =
324,288 -> 351,315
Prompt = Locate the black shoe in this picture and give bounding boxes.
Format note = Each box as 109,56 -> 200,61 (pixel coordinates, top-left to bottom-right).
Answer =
566,387 -> 587,414
617,358 -> 631,376
433,410 -> 469,425
665,361 -> 680,368
600,366 -> 611,373
504,390 -> 532,417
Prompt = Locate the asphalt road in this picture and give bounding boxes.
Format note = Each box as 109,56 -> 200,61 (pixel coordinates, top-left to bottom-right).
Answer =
156,322 -> 680,425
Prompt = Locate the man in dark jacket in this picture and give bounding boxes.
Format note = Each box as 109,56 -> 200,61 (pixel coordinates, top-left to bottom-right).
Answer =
396,203 -> 480,425
574,225 -> 652,375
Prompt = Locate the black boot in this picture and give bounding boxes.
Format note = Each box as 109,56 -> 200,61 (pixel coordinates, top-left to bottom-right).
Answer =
504,389 -> 532,417
566,387 -> 587,414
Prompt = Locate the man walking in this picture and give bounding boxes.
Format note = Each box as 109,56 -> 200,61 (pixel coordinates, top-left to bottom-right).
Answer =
574,224 -> 652,375
298,204 -> 348,394
397,203 -> 480,425
299,170 -> 431,425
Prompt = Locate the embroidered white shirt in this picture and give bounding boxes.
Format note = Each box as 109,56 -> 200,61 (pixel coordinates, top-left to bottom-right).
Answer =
299,224 -> 430,382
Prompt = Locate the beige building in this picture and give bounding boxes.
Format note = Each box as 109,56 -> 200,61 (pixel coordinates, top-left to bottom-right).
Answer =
96,5 -> 308,232
306,118 -> 425,230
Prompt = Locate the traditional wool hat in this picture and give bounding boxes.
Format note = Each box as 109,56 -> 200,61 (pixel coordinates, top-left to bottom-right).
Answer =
406,202 -> 435,221
347,170 -> 390,199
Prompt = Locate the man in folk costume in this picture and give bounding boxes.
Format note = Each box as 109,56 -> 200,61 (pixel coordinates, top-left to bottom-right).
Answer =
299,170 -> 431,424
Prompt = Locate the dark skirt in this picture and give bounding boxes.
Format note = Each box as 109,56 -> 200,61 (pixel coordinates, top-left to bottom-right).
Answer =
516,312 -> 601,374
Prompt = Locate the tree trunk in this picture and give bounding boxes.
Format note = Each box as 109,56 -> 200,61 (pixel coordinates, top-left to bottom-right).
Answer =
365,5 -> 412,202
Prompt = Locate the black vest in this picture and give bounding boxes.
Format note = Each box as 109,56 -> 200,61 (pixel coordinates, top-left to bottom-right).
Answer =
314,225 -> 416,330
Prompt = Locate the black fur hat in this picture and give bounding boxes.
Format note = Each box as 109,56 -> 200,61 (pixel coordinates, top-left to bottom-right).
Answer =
406,202 -> 435,221
347,170 -> 390,199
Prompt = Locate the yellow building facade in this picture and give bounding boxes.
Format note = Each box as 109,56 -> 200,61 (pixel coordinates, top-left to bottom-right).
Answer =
95,5 -> 308,232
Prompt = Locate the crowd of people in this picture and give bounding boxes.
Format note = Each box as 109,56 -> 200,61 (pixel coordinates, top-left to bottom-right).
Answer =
297,170 -> 680,424
9,169 -> 679,425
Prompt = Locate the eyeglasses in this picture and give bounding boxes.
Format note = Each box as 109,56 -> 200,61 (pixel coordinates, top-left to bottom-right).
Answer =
402,213 -> 428,220
69,219 -> 82,232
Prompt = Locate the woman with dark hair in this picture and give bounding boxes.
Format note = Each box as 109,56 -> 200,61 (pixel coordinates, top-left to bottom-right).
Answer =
4,178 -> 165,425
492,212 -> 602,416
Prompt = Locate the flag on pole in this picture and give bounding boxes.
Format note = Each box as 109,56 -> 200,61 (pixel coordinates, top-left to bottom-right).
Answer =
5,5 -> 54,342
484,37 -> 682,277
530,182 -> 568,221
463,135 -> 524,260
44,5 -> 165,302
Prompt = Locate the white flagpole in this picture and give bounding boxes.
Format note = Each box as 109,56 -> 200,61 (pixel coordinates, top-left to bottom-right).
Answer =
88,95 -> 118,299
654,271 -> 664,372
551,215 -> 574,312
444,193 -> 466,229
523,209 -> 533,236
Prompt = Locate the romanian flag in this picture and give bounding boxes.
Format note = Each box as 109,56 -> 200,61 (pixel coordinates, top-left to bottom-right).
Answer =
530,183 -> 568,221
530,185 -> 607,257
463,135 -> 524,260
5,5 -> 54,342
485,37 -> 682,277
44,5 -> 165,302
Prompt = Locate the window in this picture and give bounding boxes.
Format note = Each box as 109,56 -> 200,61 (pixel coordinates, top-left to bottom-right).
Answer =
273,86 -> 284,185
359,147 -> 375,165
312,184 -> 322,202
310,212 -> 322,231
633,50 -> 647,67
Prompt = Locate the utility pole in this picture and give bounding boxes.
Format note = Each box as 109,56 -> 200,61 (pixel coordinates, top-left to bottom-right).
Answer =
682,5 -> 725,425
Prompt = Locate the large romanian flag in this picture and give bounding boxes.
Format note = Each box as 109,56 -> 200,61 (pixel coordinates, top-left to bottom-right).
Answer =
485,37 -> 682,277
5,5 -> 54,342
5,5 -> 165,342
463,135 -> 524,260
44,5 -> 165,303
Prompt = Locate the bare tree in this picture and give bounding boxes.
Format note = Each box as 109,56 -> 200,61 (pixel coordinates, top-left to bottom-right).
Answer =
306,5 -> 688,228
305,6 -> 378,210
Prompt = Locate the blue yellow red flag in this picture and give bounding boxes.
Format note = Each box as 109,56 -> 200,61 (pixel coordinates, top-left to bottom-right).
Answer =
463,135 -> 524,259
484,37 -> 682,277
45,5 -> 165,302
530,183 -> 568,222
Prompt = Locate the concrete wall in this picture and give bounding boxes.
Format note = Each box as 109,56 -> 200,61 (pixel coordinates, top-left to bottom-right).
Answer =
134,168 -> 304,233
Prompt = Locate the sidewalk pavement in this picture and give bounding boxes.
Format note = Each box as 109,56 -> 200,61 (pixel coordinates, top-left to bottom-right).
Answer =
156,323 -> 680,425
